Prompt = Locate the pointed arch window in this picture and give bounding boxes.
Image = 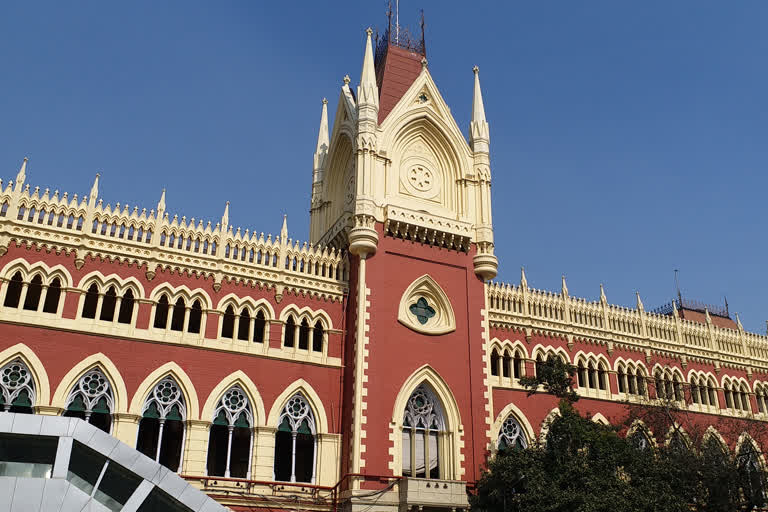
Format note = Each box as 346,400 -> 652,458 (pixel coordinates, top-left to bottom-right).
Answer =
0,359 -> 35,413
490,349 -> 500,377
188,300 -> 202,334
3,272 -> 23,308
170,298 -> 185,331
513,350 -> 524,379
628,428 -> 652,451
498,415 -> 527,452
402,385 -> 445,479
153,295 -> 170,329
274,394 -> 316,483
63,369 -> 113,433
283,316 -> 296,348
22,275 -> 43,311
42,278 -> 62,314
253,311 -> 266,343
136,377 -> 186,472
312,321 -> 324,352
237,309 -> 251,341
99,286 -> 118,321
207,386 -> 253,478
737,441 -> 764,502
298,319 -> 310,350
82,284 -> 99,319
117,289 -> 134,324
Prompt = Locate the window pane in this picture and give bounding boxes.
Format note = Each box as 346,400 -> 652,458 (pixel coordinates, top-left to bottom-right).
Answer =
137,487 -> 194,512
67,440 -> 107,496
95,457 -> 143,511
0,433 -> 57,478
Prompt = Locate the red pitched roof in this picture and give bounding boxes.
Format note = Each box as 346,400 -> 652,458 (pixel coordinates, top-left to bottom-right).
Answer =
679,308 -> 738,330
376,44 -> 424,124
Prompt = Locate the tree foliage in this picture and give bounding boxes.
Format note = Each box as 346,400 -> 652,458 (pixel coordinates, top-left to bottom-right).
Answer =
472,358 -> 768,512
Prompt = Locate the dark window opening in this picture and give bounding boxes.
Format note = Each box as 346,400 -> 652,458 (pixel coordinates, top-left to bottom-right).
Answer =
490,350 -> 499,377
298,319 -> 310,350
221,306 -> 235,339
253,311 -> 266,343
502,352 -> 511,378
170,298 -> 185,331
3,272 -> 23,308
513,353 -> 522,379
23,275 -> 43,311
99,286 -> 117,321
284,316 -> 296,348
237,309 -> 250,341
117,289 -> 134,324
312,321 -> 324,352
187,300 -> 202,334
82,284 -> 99,319
154,295 -> 169,329
42,278 -> 61,314
207,423 -> 229,477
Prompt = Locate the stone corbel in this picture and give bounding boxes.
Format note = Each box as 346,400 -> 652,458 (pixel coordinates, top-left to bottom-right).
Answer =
274,284 -> 284,303
606,341 -> 614,356
566,334 -> 574,351
74,250 -> 86,270
644,348 -> 652,365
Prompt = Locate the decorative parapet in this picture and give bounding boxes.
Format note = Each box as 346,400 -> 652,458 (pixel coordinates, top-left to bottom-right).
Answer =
487,281 -> 768,371
384,205 -> 472,251
0,170 -> 348,301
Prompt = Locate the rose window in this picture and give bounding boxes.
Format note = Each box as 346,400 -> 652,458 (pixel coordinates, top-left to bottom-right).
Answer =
409,166 -> 433,192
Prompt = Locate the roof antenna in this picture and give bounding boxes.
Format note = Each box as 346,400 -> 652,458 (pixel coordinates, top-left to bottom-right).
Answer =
674,269 -> 682,308
395,0 -> 400,44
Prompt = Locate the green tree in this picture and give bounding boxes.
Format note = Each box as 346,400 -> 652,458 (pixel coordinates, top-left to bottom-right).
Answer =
472,358 -> 768,512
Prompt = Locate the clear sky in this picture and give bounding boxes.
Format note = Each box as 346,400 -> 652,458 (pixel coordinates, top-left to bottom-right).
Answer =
1,2 -> 766,331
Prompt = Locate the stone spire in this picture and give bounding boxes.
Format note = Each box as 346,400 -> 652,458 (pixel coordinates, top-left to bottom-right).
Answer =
357,28 -> 379,111
14,157 -> 28,193
469,66 -> 489,153
561,275 -> 569,297
157,189 -> 166,218
520,267 -> 528,289
636,291 -> 644,312
89,174 -> 100,208
315,98 -> 329,160
599,284 -> 607,304
221,201 -> 230,231
280,214 -> 288,242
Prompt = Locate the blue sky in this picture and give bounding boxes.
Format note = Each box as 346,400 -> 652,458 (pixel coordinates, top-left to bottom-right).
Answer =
1,2 -> 766,331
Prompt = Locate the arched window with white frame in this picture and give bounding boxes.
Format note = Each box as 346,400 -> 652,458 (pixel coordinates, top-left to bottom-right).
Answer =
0,358 -> 35,413
402,384 -> 446,479
207,386 -> 253,479
497,414 -> 527,452
62,368 -> 113,433
274,393 -> 316,483
136,377 -> 187,472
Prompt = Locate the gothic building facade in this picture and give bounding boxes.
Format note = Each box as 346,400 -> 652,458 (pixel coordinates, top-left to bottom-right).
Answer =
1,22 -> 767,512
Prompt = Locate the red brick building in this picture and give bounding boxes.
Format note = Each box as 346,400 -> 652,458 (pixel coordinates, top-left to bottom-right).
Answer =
1,19 -> 766,512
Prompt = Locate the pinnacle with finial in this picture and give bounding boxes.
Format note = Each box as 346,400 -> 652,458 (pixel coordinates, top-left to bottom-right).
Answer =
316,98 -> 330,155
281,214 -> 288,240
736,313 -> 743,331
14,157 -> 28,190
600,284 -> 607,303
520,266 -> 528,288
471,65 -> 487,124
221,201 -> 230,230
343,75 -> 351,86
157,189 -> 166,213
358,27 -> 379,109
636,291 -> 644,311
561,275 -> 568,297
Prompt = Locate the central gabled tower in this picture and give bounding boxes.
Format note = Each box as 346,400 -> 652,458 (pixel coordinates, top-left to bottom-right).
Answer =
310,13 -> 499,494
309,15 -> 498,280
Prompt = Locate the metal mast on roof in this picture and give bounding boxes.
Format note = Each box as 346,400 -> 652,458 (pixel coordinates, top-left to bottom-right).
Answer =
396,0 -> 400,43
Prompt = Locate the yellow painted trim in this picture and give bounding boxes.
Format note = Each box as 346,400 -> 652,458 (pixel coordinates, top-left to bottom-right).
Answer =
490,402 -> 535,448
265,378 -> 329,433
200,370 -> 267,426
128,362 -> 201,420
50,353 -> 129,413
0,343 -> 51,406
